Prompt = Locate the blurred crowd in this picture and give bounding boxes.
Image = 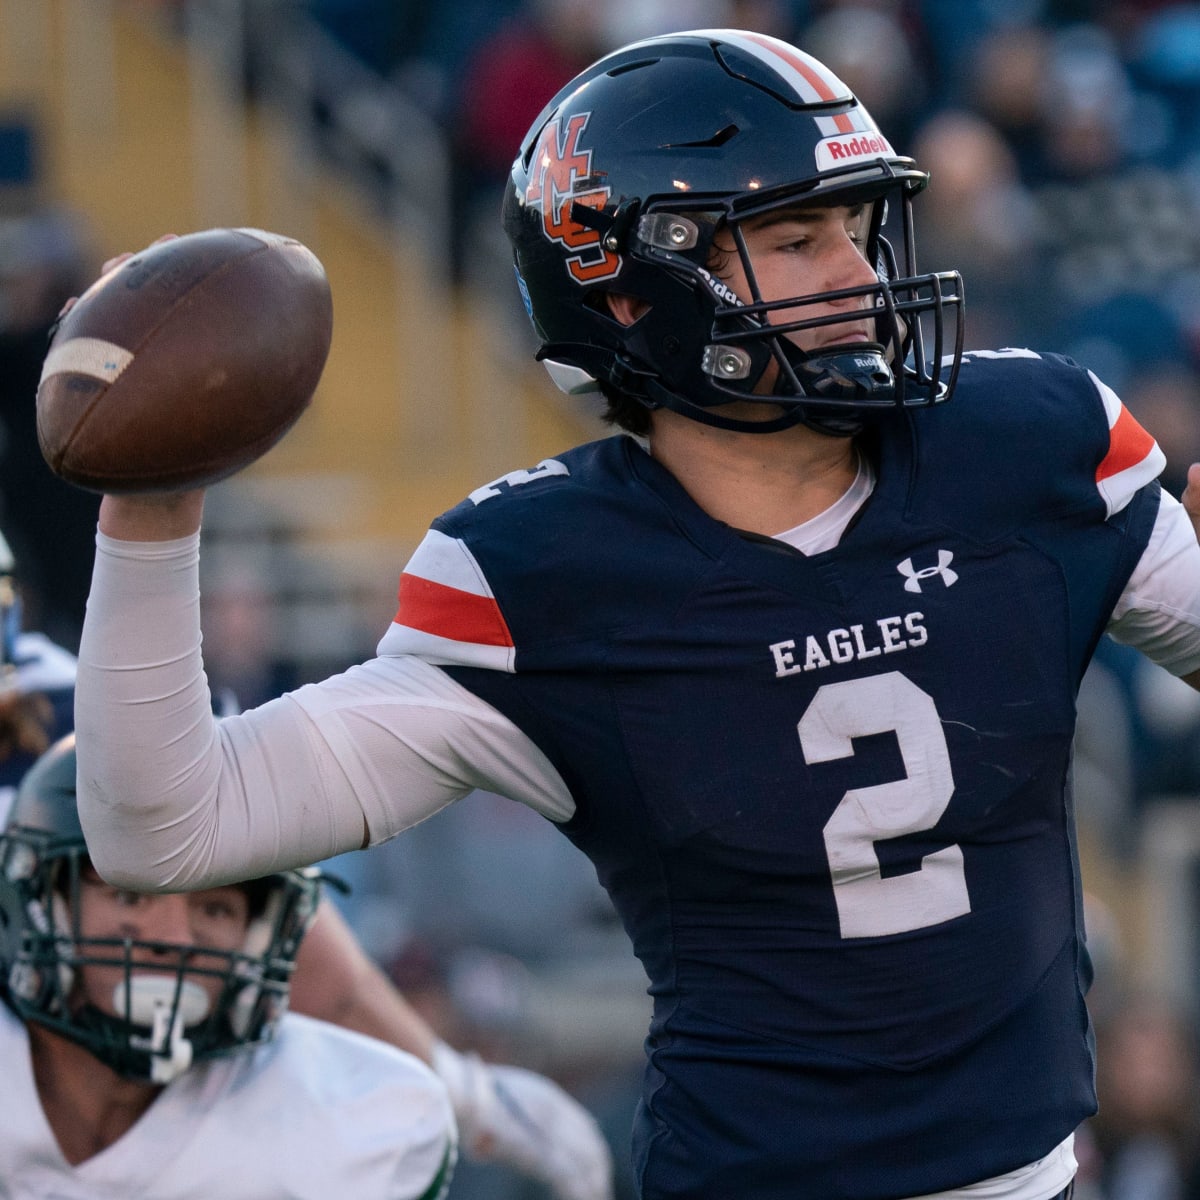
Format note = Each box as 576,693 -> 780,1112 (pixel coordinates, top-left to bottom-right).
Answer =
306,0 -> 1200,392
9,3 -> 1200,1196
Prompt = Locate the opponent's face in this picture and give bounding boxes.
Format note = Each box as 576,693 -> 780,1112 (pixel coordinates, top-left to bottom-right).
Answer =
72,866 -> 251,1018
711,202 -> 880,367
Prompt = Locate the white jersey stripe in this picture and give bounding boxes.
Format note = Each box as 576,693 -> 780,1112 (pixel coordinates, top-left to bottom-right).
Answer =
1088,370 -> 1166,518
673,29 -> 852,105
377,622 -> 516,672
404,529 -> 496,597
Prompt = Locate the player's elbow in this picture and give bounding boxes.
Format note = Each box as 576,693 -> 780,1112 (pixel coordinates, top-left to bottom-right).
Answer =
75,776 -> 179,892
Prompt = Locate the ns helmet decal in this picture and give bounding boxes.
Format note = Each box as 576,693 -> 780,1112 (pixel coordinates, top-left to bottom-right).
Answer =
524,112 -> 621,285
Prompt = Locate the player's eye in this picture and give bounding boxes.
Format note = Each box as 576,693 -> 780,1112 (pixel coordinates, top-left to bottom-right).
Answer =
189,889 -> 249,929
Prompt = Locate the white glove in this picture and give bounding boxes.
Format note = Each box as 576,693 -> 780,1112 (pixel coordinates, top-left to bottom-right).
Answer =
431,1041 -> 614,1200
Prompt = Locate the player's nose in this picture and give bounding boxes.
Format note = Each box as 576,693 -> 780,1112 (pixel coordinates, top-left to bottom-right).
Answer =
136,894 -> 197,948
823,234 -> 877,300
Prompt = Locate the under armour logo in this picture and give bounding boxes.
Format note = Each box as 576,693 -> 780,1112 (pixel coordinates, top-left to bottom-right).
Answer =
897,550 -> 958,593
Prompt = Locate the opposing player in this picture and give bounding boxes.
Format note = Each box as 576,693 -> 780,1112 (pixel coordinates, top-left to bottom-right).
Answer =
0,735 -> 455,1198
0,601 -> 613,1200
70,29 -> 1200,1200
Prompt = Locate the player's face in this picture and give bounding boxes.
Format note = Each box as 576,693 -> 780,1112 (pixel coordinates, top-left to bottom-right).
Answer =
711,203 -> 879,390
72,866 -> 251,1018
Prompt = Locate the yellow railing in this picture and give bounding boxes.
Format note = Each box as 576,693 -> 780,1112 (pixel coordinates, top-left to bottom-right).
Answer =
0,0 -> 600,548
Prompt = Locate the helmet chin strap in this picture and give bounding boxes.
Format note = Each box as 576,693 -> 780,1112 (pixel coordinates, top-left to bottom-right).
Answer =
641,378 -> 810,434
637,340 -> 898,437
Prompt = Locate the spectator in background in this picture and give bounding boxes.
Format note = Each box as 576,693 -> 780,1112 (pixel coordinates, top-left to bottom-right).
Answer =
908,108 -> 1044,350
956,21 -> 1065,182
0,206 -> 98,652
446,0 -> 605,287
1079,994 -> 1200,1200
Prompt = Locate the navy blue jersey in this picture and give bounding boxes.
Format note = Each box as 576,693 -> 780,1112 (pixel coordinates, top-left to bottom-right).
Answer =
386,351 -> 1164,1199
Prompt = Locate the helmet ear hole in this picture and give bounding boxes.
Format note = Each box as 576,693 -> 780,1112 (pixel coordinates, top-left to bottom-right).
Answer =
605,293 -> 651,328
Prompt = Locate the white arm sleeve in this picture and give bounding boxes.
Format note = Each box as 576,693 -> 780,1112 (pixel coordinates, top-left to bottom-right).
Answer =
75,531 -> 573,892
1107,489 -> 1200,676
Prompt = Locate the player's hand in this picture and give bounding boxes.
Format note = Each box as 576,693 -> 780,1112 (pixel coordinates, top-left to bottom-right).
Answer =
1182,463 -> 1200,543
432,1042 -> 614,1200
55,234 -> 180,322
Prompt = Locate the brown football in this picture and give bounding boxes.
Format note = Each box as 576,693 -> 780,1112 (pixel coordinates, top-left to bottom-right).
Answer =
37,227 -> 333,493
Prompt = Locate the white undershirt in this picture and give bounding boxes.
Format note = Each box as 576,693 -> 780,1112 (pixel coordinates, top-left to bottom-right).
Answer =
772,452 -> 876,554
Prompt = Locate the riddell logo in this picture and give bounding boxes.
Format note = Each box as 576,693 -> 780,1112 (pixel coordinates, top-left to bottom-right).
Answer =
815,132 -> 894,172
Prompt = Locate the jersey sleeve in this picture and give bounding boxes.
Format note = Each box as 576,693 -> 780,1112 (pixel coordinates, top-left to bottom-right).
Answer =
378,529 -> 515,671
932,352 -> 1166,530
1088,368 -> 1166,518
1108,487 -> 1200,675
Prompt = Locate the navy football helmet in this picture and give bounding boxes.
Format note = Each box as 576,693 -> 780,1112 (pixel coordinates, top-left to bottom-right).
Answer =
0,734 -> 321,1083
502,29 -> 965,434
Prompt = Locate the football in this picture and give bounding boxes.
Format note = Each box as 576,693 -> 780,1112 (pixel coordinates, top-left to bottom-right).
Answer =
37,227 -> 333,493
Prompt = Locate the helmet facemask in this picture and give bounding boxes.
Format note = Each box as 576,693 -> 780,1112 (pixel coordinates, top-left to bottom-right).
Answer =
583,174 -> 963,436
0,826 -> 321,1084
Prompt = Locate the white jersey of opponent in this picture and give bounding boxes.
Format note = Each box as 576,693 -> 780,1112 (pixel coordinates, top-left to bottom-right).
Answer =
0,1007 -> 456,1200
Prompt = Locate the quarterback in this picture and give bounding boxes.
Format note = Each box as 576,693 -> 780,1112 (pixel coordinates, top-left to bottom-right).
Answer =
72,29 -> 1200,1200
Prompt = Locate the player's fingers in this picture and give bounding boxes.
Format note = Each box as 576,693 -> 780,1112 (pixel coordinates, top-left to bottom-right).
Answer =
100,233 -> 179,277
99,250 -> 135,276
57,235 -> 183,323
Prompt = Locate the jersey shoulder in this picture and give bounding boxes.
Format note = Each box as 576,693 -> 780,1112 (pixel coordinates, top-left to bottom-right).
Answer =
434,435 -> 649,536
907,348 -> 1164,526
381,435 -> 708,669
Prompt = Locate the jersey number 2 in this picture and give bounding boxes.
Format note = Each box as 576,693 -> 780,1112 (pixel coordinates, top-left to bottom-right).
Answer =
797,671 -> 971,939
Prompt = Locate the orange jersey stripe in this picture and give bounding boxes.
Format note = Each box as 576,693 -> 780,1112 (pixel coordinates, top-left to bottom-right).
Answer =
395,574 -> 514,648
1097,404 -> 1157,483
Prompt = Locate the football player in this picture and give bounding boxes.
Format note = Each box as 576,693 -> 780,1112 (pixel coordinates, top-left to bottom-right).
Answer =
69,28 -> 1200,1200
0,734 -> 455,1198
0,626 -> 613,1200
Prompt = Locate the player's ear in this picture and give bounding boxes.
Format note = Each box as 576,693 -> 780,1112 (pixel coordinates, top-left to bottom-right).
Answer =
604,293 -> 650,327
